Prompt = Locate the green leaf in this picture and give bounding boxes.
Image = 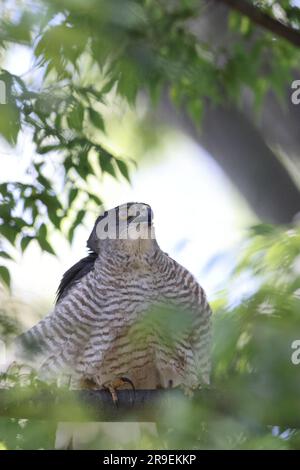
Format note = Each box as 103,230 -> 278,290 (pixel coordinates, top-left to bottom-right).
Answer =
88,193 -> 102,206
37,237 -> 56,255
98,151 -> 116,177
38,223 -> 47,241
101,78 -> 116,95
73,209 -> 85,228
14,217 -> 27,229
249,224 -> 277,236
68,188 -> 79,206
39,192 -> 63,211
187,99 -> 203,126
0,251 -> 13,260
0,103 -> 21,145
75,152 -> 94,180
0,225 -> 17,245
240,16 -> 251,35
63,155 -> 73,173
48,210 -> 61,229
37,223 -> 56,255
88,108 -> 105,132
68,209 -> 85,243
0,183 -> 8,197
37,173 -> 52,190
0,203 -> 13,221
5,12 -> 32,44
228,11 -> 241,32
67,103 -> 84,131
67,225 -> 76,243
115,159 -> 130,182
37,144 -> 63,155
0,265 -> 11,288
20,236 -> 33,253
116,61 -> 139,104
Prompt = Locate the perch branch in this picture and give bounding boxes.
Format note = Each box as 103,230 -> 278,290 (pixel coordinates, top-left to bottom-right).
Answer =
0,388 -> 300,428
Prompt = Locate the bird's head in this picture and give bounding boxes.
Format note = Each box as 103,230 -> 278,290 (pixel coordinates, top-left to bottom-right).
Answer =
87,202 -> 158,257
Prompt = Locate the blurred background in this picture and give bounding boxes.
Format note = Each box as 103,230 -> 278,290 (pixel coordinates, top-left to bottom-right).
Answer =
0,0 -> 300,449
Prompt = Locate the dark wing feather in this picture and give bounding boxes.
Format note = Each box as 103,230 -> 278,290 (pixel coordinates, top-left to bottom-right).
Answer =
56,251 -> 98,304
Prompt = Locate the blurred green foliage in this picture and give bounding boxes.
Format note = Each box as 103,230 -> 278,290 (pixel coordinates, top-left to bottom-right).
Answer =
0,0 -> 300,280
0,0 -> 300,449
0,224 -> 299,449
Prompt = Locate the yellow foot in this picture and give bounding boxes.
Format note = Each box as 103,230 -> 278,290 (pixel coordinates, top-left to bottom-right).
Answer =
103,377 -> 135,405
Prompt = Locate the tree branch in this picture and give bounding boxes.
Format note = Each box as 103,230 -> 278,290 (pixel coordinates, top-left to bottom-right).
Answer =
216,0 -> 300,47
157,94 -> 300,224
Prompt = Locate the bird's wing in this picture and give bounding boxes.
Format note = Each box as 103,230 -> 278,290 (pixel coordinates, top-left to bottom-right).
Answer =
56,251 -> 97,303
166,256 -> 212,386
14,264 -> 99,378
190,288 -> 212,385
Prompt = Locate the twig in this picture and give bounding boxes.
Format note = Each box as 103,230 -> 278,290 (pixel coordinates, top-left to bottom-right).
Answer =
216,0 -> 300,47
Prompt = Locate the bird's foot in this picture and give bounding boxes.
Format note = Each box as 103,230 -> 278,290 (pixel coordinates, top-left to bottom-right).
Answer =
103,377 -> 135,406
0,362 -> 37,389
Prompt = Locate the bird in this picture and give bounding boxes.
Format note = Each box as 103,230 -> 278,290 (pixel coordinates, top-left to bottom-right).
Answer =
15,202 -> 212,448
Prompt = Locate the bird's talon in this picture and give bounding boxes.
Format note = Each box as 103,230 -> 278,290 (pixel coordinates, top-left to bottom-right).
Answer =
104,377 -> 135,406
